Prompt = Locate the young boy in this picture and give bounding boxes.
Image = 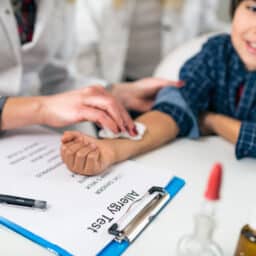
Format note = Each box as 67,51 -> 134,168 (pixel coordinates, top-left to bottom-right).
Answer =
61,0 -> 256,176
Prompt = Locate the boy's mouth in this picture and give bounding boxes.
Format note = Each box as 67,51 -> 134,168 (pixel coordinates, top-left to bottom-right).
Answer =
245,40 -> 256,55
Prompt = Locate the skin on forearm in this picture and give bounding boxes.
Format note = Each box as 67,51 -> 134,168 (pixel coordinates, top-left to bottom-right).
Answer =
206,113 -> 241,144
1,97 -> 44,130
110,111 -> 179,163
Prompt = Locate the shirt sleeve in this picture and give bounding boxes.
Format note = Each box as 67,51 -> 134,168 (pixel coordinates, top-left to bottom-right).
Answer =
236,121 -> 256,159
152,88 -> 199,138
153,37 -> 219,138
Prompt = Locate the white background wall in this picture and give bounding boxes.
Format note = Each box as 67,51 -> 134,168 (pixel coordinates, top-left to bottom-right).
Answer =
218,0 -> 230,22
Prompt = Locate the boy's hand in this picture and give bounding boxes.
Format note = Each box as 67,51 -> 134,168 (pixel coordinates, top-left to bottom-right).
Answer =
61,131 -> 118,176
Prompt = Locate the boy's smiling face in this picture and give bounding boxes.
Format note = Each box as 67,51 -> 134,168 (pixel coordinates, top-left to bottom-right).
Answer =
232,0 -> 256,70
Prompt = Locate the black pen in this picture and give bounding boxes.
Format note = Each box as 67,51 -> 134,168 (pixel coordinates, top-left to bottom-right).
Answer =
0,194 -> 47,209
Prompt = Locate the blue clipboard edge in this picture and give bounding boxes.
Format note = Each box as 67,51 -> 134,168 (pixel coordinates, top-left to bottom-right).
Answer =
0,216 -> 73,256
97,176 -> 186,256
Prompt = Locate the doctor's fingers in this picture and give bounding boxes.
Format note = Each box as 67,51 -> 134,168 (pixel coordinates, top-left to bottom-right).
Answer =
82,95 -> 134,133
131,98 -> 154,113
78,106 -> 119,133
154,77 -> 184,84
144,78 -> 184,90
150,77 -> 184,86
113,100 -> 135,135
159,79 -> 184,88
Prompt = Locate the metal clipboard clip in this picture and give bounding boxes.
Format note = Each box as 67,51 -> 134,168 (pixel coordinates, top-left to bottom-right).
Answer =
108,186 -> 170,243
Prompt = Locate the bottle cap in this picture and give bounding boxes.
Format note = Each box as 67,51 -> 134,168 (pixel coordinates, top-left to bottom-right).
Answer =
204,163 -> 223,201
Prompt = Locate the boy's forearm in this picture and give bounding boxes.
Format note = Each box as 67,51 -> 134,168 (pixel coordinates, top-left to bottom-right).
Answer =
111,111 -> 179,162
1,97 -> 44,130
206,113 -> 241,144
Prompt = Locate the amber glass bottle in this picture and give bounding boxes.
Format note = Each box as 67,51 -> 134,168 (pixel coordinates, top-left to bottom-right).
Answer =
234,224 -> 256,256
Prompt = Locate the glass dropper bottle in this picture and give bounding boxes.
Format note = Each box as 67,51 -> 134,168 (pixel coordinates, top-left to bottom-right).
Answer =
176,163 -> 224,256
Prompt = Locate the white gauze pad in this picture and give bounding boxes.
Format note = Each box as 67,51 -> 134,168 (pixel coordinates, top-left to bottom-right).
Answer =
98,122 -> 146,141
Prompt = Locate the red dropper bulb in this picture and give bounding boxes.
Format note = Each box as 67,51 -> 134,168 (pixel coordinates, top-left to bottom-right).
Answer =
204,163 -> 223,201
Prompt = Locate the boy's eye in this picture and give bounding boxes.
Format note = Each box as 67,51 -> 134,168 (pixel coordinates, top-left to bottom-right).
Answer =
246,5 -> 256,12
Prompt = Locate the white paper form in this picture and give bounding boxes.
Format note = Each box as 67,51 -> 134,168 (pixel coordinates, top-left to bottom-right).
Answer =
0,126 -> 174,255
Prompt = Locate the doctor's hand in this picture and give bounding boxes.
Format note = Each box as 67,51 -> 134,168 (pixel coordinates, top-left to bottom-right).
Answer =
61,131 -> 118,176
111,78 -> 184,113
40,86 -> 136,135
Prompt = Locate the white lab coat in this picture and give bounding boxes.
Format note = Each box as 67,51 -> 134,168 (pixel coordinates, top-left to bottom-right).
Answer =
0,0 -> 103,97
75,0 -> 228,84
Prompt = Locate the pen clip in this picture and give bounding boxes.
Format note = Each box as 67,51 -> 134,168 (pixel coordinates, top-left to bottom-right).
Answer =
108,186 -> 170,243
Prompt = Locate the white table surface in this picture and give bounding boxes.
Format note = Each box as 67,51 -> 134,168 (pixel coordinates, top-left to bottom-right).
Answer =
123,136 -> 255,256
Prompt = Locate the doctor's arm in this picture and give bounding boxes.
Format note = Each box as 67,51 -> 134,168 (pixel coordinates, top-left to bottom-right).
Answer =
1,96 -> 44,130
0,86 -> 136,135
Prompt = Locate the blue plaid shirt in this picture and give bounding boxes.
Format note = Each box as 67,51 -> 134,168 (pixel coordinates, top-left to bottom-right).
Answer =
153,34 -> 256,159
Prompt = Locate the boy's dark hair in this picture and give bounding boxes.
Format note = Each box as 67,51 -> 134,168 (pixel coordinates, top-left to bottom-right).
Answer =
230,0 -> 244,17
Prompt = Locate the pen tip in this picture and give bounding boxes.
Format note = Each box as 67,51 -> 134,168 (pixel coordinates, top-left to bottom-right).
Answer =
35,200 -> 47,209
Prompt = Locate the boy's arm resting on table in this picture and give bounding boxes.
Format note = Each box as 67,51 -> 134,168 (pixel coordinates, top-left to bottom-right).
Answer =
201,113 -> 256,159
200,113 -> 241,143
61,111 -> 179,176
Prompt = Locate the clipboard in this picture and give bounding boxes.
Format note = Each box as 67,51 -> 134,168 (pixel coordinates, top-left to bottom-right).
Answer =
0,176 -> 185,256
98,176 -> 185,256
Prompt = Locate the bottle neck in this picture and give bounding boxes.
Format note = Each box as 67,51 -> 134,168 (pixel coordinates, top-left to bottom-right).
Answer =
200,200 -> 217,216
194,214 -> 215,241
193,200 -> 217,241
